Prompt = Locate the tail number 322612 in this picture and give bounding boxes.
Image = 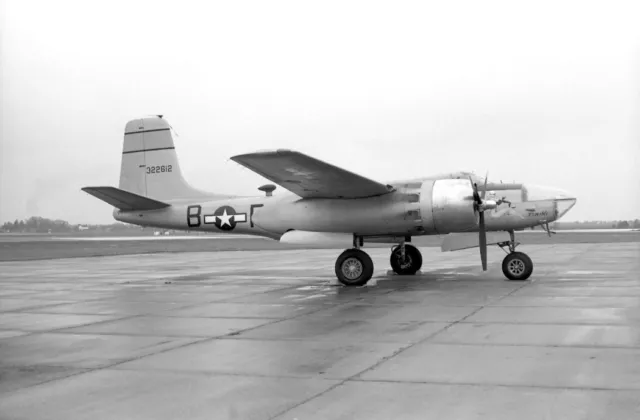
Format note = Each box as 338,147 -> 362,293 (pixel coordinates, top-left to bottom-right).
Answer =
146,165 -> 172,174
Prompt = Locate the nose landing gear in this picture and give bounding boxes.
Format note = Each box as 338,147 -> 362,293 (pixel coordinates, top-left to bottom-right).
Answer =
498,230 -> 533,281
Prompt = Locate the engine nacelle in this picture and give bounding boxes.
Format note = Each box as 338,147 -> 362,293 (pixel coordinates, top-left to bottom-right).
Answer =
430,179 -> 478,234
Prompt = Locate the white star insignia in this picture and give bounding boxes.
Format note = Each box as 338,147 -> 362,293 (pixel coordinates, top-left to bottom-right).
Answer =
217,209 -> 233,226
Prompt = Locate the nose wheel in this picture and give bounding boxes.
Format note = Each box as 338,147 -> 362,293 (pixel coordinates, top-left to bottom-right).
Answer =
498,230 -> 534,281
390,243 -> 423,275
502,252 -> 533,280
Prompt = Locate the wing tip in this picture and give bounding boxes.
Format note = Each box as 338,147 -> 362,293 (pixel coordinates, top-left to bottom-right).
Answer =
231,149 -> 299,161
81,186 -> 110,192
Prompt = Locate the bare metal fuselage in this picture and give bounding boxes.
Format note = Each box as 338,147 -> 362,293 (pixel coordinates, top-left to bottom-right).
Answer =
114,174 -> 569,240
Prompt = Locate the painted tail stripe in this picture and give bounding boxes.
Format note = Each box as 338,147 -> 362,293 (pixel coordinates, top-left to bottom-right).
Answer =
124,128 -> 171,135
123,147 -> 175,155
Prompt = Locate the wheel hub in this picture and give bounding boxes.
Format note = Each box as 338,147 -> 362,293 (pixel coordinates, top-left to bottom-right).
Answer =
342,257 -> 363,280
508,258 -> 525,275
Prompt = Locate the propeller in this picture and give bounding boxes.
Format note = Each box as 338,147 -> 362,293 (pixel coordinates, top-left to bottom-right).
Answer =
470,172 -> 495,271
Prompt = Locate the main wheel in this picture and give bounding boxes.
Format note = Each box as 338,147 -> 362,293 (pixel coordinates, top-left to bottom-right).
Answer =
502,252 -> 533,281
335,249 -> 374,286
390,244 -> 423,275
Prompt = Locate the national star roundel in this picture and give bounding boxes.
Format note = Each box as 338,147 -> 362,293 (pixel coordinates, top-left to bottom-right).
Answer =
203,206 -> 247,231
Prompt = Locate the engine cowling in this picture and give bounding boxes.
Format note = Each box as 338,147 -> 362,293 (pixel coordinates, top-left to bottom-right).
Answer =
430,179 -> 478,234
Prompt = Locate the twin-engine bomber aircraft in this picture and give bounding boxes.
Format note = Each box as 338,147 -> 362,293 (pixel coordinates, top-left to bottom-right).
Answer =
83,116 -> 577,286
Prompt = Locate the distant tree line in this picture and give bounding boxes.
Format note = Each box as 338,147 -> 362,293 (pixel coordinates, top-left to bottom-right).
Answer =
1,217 -> 142,233
550,219 -> 640,230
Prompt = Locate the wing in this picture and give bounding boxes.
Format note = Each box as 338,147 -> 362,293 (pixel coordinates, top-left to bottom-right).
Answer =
230,149 -> 393,199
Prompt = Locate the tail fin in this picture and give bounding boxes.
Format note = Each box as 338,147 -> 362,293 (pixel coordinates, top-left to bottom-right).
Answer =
119,116 -> 209,201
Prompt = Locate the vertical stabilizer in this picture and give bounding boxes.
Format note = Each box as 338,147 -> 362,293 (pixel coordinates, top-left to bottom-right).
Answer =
119,116 -> 208,201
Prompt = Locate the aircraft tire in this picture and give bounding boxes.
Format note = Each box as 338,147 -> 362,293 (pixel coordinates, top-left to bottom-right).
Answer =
502,252 -> 533,281
335,249 -> 374,286
390,244 -> 423,275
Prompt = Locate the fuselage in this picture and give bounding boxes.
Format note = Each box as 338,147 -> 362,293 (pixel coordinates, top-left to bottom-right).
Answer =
114,172 -> 576,240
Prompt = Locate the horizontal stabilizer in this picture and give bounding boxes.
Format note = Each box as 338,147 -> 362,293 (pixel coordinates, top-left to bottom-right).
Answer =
82,186 -> 170,211
441,232 -> 510,252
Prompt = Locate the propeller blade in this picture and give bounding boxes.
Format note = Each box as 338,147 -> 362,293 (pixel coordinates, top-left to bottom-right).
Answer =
468,176 -> 481,205
479,211 -> 487,271
473,183 -> 481,204
481,171 -> 489,200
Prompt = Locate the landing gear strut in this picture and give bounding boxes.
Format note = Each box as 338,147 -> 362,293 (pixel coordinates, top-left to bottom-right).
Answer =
390,242 -> 422,275
498,230 -> 533,281
334,235 -> 374,286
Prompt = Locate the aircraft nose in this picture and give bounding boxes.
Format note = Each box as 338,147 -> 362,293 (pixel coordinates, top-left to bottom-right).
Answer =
555,196 -> 577,219
554,192 -> 578,220
523,184 -> 577,220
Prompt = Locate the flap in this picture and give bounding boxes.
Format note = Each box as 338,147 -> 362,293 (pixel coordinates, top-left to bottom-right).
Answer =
82,186 -> 170,211
231,149 -> 393,199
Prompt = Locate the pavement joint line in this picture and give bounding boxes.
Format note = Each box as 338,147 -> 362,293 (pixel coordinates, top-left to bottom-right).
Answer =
522,286 -> 640,289
0,286 -> 89,293
217,335 -> 445,344
9,303 -> 197,317
27,314 -> 143,335
456,320 -> 640,326
16,312 -> 293,320
400,341 -> 640,350
1,301 -> 78,313
36,330 -> 251,339
108,365 -> 343,381
485,305 -> 640,308
2,296 -> 116,304
0,332 -> 38,341
269,276 -> 533,419
346,377 -> 640,392
0,368 -> 96,395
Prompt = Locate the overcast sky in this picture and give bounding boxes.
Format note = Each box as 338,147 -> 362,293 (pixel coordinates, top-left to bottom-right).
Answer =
1,0 -> 639,224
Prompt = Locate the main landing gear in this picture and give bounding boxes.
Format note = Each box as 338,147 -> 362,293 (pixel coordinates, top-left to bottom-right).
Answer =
334,236 -> 424,286
335,248 -> 374,286
498,230 -> 534,281
334,235 -> 373,286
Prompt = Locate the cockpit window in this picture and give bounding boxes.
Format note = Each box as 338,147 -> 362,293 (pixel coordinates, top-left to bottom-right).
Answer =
522,185 -> 573,202
485,188 -> 522,204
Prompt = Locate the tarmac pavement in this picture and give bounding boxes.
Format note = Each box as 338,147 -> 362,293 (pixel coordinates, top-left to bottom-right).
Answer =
1,243 -> 639,419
